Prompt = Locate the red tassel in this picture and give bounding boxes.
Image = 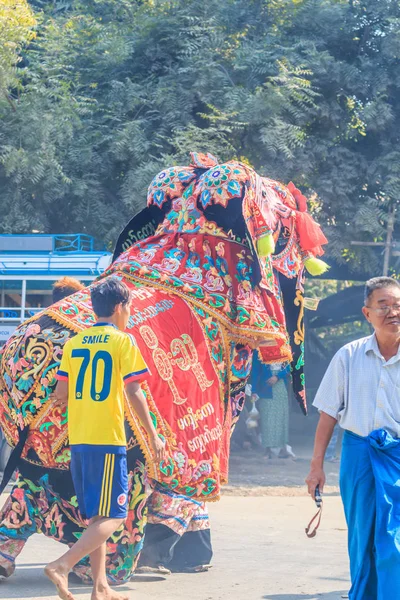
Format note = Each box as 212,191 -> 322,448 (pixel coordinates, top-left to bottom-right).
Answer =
295,211 -> 328,255
287,182 -> 308,212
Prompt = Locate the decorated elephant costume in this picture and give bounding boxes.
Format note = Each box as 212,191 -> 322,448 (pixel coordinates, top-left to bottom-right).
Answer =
0,152 -> 327,582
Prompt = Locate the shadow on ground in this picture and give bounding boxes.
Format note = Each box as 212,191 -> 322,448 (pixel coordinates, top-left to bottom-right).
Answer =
0,567 -> 133,598
263,592 -> 348,600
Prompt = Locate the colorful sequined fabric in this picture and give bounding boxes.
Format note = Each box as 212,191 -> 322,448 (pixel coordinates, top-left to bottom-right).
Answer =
0,151 -> 327,581
0,283 -> 245,500
0,449 -> 148,584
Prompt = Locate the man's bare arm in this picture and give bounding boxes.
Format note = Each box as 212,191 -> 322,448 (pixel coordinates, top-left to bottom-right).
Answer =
125,381 -> 166,462
305,411 -> 337,499
55,380 -> 68,405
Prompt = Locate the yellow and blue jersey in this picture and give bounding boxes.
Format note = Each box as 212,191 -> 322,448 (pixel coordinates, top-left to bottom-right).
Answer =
56,322 -> 149,447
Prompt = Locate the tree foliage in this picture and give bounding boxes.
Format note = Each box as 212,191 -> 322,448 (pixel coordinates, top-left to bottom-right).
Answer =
1,0 -> 400,269
0,0 -> 36,104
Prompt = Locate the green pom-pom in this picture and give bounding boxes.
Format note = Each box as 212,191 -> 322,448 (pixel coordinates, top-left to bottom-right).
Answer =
257,233 -> 275,257
304,257 -> 330,276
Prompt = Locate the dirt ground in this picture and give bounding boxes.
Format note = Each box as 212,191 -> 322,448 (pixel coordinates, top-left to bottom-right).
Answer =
0,456 -> 347,600
227,451 -> 340,494
0,493 -> 349,600
0,412 -> 348,599
227,410 -> 341,494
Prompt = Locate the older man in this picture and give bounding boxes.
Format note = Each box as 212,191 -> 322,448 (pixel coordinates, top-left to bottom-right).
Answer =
306,276 -> 400,600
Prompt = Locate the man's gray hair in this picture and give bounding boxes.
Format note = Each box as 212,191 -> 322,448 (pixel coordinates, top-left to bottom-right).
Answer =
364,276 -> 400,304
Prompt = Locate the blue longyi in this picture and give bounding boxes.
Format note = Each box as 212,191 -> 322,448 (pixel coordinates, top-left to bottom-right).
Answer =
340,428 -> 400,599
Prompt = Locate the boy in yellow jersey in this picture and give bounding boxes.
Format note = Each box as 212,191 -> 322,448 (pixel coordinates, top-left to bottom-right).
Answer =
45,277 -> 165,600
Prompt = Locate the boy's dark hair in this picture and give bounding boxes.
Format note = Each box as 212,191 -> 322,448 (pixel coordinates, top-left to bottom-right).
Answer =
52,277 -> 84,303
364,276 -> 400,304
90,277 -> 131,317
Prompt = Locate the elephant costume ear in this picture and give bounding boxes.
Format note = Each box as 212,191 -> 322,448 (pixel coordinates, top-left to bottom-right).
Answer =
112,205 -> 163,261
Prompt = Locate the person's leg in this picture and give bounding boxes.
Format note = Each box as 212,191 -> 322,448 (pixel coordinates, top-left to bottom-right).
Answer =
168,501 -> 213,573
137,484 -> 187,572
257,398 -> 272,457
169,529 -> 212,572
137,522 -> 177,572
89,452 -> 129,596
45,516 -> 125,600
367,432 -> 400,600
90,456 -> 149,584
88,525 -> 128,600
89,542 -> 107,594
45,449 -> 128,600
340,431 -> 377,600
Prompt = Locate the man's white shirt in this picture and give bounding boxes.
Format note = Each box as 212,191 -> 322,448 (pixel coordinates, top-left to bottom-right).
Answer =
313,334 -> 400,437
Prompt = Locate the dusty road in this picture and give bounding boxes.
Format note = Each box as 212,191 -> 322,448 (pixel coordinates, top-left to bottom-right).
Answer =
0,491 -> 349,600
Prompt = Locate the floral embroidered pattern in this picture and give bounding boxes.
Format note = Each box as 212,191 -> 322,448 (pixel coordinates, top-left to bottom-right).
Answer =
110,235 -> 290,359
157,184 -> 205,234
196,163 -> 247,209
0,317 -> 74,450
146,482 -> 210,537
0,461 -> 149,584
147,166 -> 195,208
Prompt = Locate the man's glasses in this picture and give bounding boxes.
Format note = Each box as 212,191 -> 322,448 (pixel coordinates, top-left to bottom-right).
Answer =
366,304 -> 400,316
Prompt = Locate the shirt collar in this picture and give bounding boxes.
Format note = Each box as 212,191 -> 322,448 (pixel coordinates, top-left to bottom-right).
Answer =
92,322 -> 118,329
365,333 -> 400,363
364,334 -> 379,356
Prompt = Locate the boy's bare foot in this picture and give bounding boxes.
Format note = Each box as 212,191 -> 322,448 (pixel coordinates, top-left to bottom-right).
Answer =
91,586 -> 129,600
44,563 -> 75,600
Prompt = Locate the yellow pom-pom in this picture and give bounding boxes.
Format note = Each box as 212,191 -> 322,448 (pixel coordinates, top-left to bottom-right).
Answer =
304,257 -> 330,276
257,233 -> 275,257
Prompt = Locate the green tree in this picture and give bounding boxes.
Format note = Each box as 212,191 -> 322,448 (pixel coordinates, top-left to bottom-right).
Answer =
0,0 -> 317,243
0,0 -> 36,107
282,0 -> 400,273
0,0 -> 399,274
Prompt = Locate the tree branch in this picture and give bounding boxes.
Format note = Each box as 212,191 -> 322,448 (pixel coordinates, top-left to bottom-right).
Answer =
3,91 -> 17,112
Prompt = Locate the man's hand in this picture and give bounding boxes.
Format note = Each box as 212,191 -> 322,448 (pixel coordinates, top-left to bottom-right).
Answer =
266,375 -> 278,386
305,465 -> 326,500
126,381 -> 167,463
150,434 -> 166,463
55,380 -> 68,405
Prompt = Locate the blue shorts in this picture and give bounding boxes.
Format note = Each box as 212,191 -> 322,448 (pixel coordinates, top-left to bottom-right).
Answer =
70,445 -> 128,520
